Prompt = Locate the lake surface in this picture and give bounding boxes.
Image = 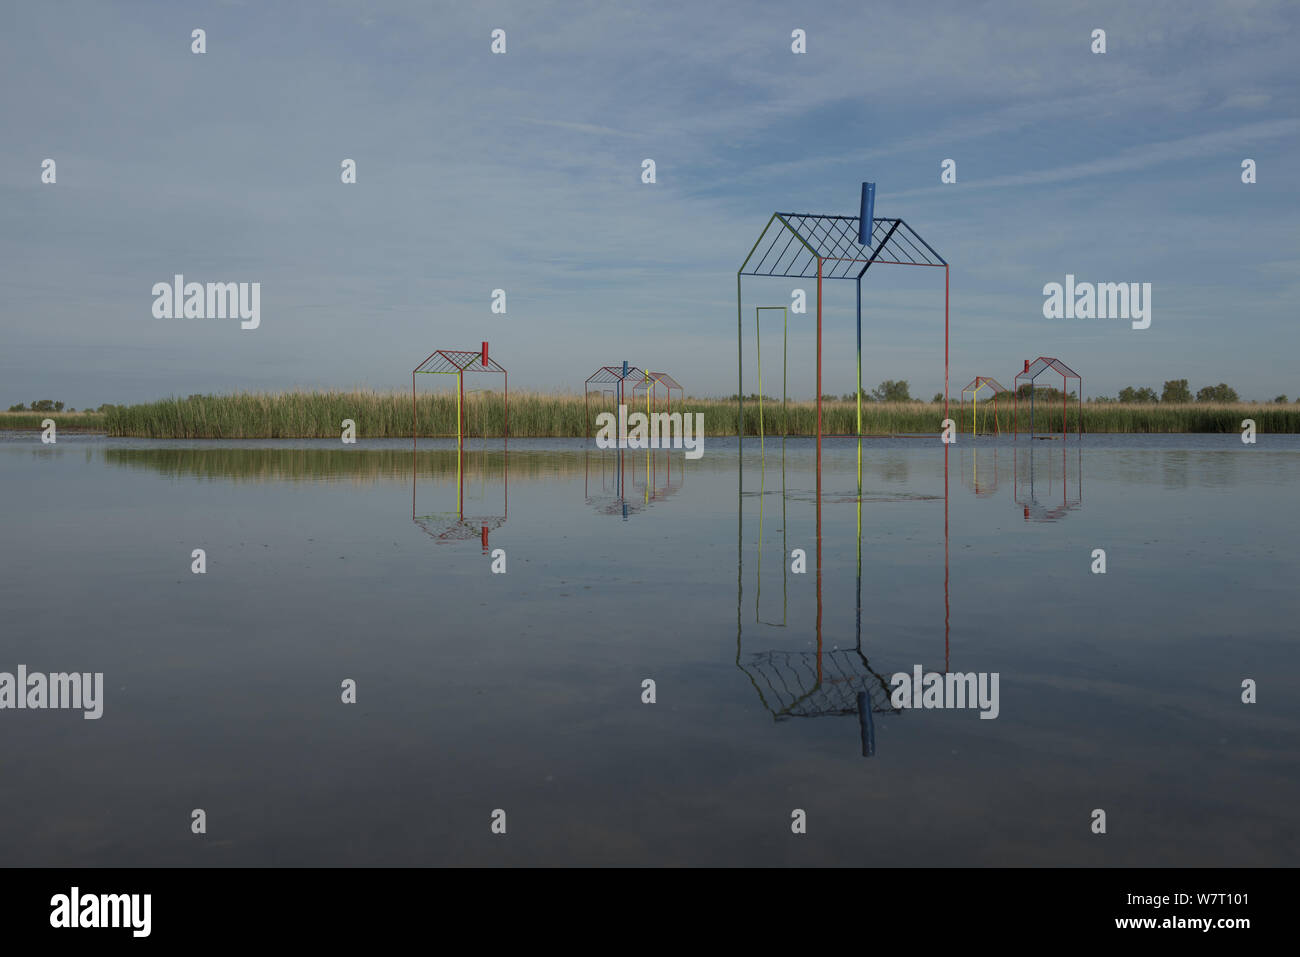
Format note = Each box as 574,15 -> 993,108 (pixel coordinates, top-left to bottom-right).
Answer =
2,432 -> 1297,866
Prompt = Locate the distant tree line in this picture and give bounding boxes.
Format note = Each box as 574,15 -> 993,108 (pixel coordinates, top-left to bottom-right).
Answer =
1088,380 -> 1290,404
7,400 -> 119,413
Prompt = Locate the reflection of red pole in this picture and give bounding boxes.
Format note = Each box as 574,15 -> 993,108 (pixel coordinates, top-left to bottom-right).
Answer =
944,442 -> 950,673
816,435 -> 823,685
481,525 -> 489,553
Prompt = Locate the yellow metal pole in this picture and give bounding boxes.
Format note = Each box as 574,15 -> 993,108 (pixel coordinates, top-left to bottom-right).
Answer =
756,310 -> 764,454
456,371 -> 463,511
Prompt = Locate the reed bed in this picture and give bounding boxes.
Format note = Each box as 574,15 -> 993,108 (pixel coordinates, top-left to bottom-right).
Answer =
72,391 -> 1300,437
0,411 -> 107,431
956,401 -> 1299,434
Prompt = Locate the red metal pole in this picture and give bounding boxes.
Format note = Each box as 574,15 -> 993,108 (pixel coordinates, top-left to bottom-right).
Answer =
816,257 -> 823,453
944,264 -> 949,424
504,371 -> 508,443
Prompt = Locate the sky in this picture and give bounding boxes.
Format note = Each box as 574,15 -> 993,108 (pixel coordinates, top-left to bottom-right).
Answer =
1,0 -> 1297,407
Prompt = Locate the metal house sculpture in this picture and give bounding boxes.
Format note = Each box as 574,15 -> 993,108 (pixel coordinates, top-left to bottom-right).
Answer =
412,342 -> 508,447
583,362 -> 644,441
960,376 -> 1009,436
411,343 -> 508,548
628,371 -> 683,420
1013,357 -> 1082,441
737,182 -> 949,448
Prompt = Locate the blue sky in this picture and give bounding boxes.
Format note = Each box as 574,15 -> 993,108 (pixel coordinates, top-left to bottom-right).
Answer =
2,0 -> 1297,406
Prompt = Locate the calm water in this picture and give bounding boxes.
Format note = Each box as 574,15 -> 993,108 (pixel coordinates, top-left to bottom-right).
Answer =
2,432 -> 1297,866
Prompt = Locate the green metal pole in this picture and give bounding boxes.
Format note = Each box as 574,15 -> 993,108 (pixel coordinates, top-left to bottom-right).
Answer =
782,306 -> 787,438
756,308 -> 764,454
737,273 -> 743,438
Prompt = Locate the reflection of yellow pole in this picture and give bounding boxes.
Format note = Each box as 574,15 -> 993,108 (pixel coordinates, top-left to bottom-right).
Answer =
757,438 -> 765,619
456,371 -> 463,510
856,438 -> 862,575
756,312 -> 764,454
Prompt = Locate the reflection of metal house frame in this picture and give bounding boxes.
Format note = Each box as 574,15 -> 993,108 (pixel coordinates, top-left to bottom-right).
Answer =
737,185 -> 949,449
737,438 -> 911,757
412,342 -> 508,446
583,363 -> 644,440
754,438 -> 788,626
1014,357 -> 1081,441
959,446 -> 1000,497
412,449 -> 508,551
960,376 -> 1008,436
1014,446 -> 1082,522
584,448 -> 684,519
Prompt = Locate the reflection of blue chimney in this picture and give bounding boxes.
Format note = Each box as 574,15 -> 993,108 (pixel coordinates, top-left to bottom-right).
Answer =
858,182 -> 876,245
857,691 -> 875,757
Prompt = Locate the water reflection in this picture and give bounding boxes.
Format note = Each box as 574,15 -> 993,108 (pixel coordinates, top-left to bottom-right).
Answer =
584,448 -> 685,519
1014,445 -> 1083,522
959,445 -> 1000,498
412,445 -> 507,550
735,437 -> 956,755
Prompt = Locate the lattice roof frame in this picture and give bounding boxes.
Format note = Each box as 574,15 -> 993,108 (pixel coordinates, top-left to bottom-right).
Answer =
414,349 -> 507,376
741,213 -> 947,280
